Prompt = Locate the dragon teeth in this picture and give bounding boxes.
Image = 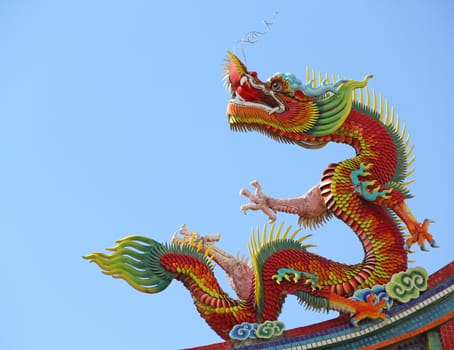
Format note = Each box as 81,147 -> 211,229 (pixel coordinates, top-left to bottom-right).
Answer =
240,76 -> 248,86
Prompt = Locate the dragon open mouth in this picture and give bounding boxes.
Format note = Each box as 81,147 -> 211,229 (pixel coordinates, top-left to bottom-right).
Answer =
229,74 -> 285,115
224,51 -> 286,126
224,51 -> 324,147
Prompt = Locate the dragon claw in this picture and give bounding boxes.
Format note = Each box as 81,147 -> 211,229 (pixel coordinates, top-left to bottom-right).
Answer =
403,219 -> 438,252
430,240 -> 440,248
240,180 -> 277,222
305,278 -> 322,290
348,293 -> 388,327
404,244 -> 416,254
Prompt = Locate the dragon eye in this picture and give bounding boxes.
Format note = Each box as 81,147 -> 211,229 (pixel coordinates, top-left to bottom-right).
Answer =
270,80 -> 282,91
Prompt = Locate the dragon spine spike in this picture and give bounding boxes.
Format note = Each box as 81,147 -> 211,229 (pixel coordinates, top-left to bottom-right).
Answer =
262,222 -> 268,244
189,233 -> 196,246
392,107 -> 397,129
282,225 -> 293,240
267,223 -> 273,243
371,89 -> 376,112
385,100 -> 390,125
289,227 -> 302,240
297,234 -> 312,243
405,167 -> 416,179
197,239 -> 203,252
252,228 -> 258,253
248,229 -> 254,254
366,87 -> 370,107
276,221 -> 285,240
204,244 -> 213,257
402,179 -> 415,187
406,143 -> 415,159
249,223 -> 308,253
256,225 -> 262,247
401,123 -> 408,142
251,227 -> 259,254
379,93 -> 384,121
269,221 -> 277,241
407,153 -> 416,167
206,253 -> 215,265
390,106 -> 394,126
301,244 -> 317,249
312,69 -> 316,87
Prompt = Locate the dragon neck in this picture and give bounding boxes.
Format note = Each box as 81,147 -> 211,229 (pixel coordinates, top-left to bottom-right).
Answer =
305,75 -> 373,137
284,103 -> 410,197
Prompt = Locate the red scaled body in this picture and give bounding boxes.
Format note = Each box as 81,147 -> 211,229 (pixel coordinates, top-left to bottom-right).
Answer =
83,52 -> 438,341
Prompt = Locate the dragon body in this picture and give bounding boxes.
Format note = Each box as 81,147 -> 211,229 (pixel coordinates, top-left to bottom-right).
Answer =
84,52 -> 437,341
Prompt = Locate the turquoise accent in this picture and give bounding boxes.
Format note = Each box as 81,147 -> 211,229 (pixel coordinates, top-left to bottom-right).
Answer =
229,322 -> 257,340
272,268 -> 319,289
302,79 -> 346,97
430,240 -> 440,248
270,72 -> 345,97
273,72 -> 303,92
351,163 -> 392,201
229,320 -> 285,340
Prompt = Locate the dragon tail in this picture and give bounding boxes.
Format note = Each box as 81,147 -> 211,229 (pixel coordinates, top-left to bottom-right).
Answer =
84,235 -> 255,339
84,236 -> 174,293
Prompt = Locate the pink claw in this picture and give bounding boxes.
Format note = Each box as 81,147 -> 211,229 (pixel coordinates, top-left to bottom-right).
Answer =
239,180 -> 277,222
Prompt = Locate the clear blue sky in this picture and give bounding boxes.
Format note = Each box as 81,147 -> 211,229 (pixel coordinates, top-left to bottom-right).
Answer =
1,1 -> 453,349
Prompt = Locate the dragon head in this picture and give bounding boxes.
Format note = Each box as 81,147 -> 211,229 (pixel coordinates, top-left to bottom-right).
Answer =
225,51 -> 372,147
225,52 -> 319,142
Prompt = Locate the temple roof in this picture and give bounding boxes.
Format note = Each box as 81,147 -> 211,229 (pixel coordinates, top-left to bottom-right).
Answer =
187,261 -> 454,350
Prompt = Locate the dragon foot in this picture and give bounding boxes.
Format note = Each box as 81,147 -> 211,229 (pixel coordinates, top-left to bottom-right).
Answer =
349,294 -> 388,327
240,180 -> 277,222
272,268 -> 321,291
403,219 -> 439,253
339,286 -> 393,327
327,289 -> 389,327
393,202 -> 439,252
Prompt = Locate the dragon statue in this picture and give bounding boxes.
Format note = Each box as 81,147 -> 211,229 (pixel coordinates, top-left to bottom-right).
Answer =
84,52 -> 438,342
